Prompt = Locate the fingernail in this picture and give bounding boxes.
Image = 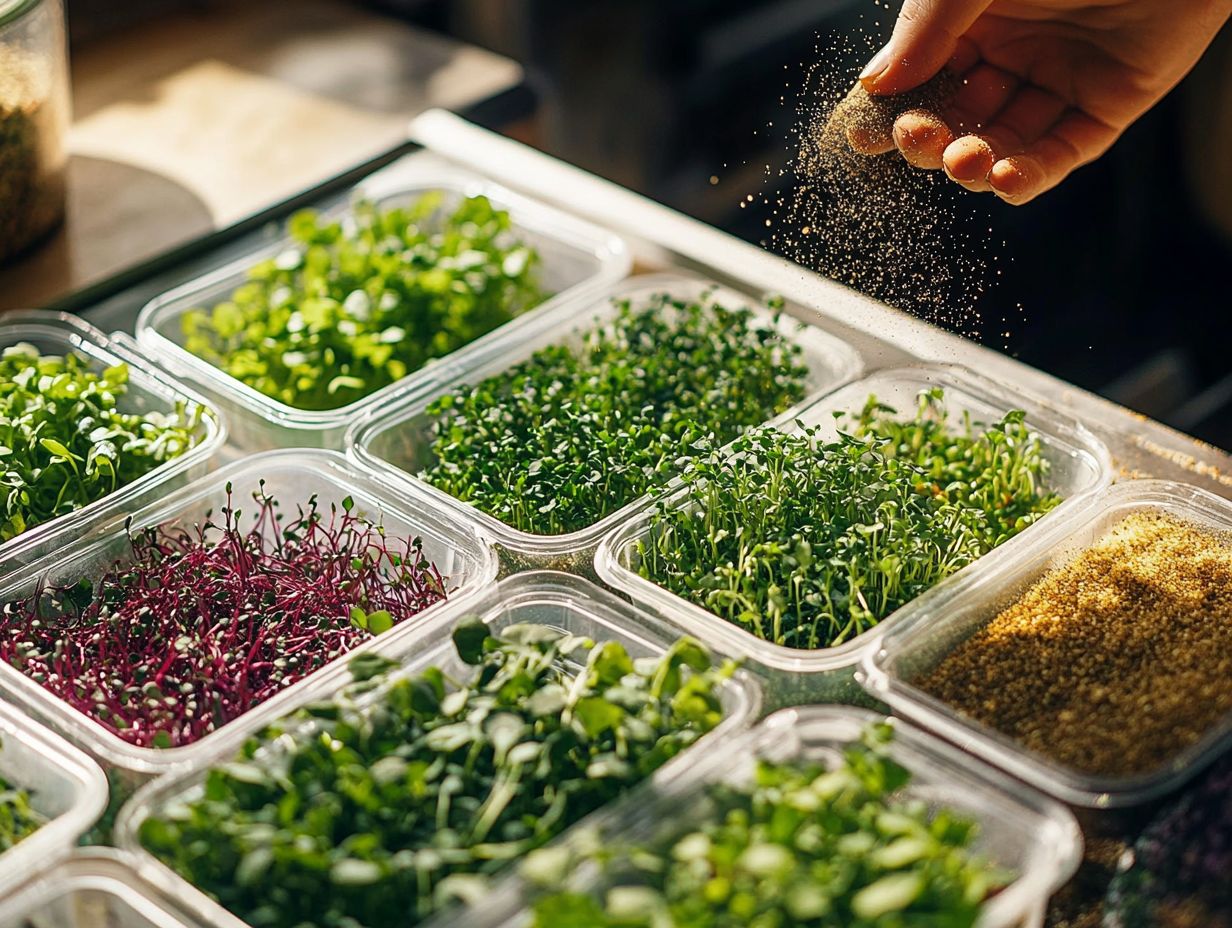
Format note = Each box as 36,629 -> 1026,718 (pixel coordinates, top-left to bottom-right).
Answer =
859,44 -> 894,83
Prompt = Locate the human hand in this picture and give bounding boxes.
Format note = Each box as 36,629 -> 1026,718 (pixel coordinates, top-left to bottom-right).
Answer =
853,0 -> 1232,203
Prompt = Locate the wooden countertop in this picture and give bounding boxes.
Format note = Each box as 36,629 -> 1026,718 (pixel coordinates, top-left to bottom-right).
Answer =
0,0 -> 523,311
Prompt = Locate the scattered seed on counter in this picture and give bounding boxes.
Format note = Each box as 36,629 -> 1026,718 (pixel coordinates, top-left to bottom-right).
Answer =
919,510 -> 1232,777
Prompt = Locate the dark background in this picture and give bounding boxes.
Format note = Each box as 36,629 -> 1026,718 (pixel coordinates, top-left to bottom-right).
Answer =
68,0 -> 1232,449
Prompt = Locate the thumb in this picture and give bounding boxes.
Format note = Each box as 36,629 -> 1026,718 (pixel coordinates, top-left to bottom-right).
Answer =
861,0 -> 992,95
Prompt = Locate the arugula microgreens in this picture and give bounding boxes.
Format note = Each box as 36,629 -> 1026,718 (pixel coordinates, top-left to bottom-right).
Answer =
0,343 -> 199,542
182,194 -> 544,411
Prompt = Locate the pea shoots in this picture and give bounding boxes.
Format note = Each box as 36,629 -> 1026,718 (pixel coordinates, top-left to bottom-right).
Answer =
139,622 -> 734,928
526,724 -> 1006,928
421,291 -> 809,534
0,487 -> 448,748
181,194 -> 544,411
0,344 -> 200,543
637,389 -> 1059,649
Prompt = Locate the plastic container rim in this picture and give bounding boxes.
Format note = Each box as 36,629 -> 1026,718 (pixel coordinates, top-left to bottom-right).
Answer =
594,362 -> 1114,674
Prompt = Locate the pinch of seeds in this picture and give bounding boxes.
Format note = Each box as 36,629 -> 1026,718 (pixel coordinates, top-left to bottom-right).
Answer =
919,510 -> 1232,777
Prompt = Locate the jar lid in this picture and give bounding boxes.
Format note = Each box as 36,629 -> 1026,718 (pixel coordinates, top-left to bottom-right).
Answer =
0,0 -> 40,28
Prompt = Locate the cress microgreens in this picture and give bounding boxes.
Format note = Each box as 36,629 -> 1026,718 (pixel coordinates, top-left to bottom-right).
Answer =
0,752 -> 43,852
0,486 -> 447,748
0,344 -> 200,543
139,621 -> 734,928
181,193 -> 544,411
421,291 -> 809,535
637,388 -> 1060,649
526,724 -> 1007,928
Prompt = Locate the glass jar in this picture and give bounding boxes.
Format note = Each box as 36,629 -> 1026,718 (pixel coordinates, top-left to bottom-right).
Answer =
0,0 -> 68,263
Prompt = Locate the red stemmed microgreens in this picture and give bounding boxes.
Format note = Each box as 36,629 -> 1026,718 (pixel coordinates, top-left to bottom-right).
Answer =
0,484 -> 447,749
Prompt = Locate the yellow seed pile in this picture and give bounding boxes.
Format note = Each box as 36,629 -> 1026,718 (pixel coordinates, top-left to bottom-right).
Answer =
920,510 -> 1232,777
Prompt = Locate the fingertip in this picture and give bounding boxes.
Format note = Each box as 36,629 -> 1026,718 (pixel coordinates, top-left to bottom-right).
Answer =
893,109 -> 954,170
943,135 -> 996,187
846,122 -> 896,155
989,157 -> 1041,204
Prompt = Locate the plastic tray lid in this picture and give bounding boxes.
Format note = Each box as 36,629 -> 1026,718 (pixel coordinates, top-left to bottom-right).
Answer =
862,479 -> 1232,809
113,571 -> 761,928
434,705 -> 1083,928
595,363 -> 1113,676
135,166 -> 632,437
0,848 -> 209,928
0,700 -> 109,901
0,309 -> 225,567
348,271 -> 864,557
0,449 -> 499,776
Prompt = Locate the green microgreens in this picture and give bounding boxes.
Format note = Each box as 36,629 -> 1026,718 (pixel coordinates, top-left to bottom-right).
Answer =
0,344 -> 200,543
139,621 -> 734,928
420,291 -> 809,535
181,193 -> 544,411
526,723 -> 1008,928
637,388 -> 1060,649
0,744 -> 44,852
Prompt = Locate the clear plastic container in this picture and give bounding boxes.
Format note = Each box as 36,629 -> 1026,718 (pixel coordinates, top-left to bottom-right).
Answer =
0,0 -> 69,263
136,168 -> 632,452
349,273 -> 864,558
0,310 -> 225,572
0,848 -> 209,928
114,570 -> 762,928
862,479 -> 1232,809
596,365 -> 1113,681
0,700 -> 108,900
0,449 -> 499,777
439,706 -> 1083,928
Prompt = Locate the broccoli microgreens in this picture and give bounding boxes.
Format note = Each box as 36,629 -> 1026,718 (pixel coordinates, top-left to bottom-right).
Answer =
421,291 -> 809,534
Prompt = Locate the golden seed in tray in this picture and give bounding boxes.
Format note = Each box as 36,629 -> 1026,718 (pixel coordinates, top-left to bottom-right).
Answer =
920,510 -> 1232,778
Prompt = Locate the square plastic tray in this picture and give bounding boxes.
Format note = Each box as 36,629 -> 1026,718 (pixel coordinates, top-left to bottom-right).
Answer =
0,449 -> 498,777
0,849 -> 207,928
348,272 -> 863,558
0,701 -> 109,900
596,364 -> 1113,676
862,479 -> 1232,808
113,571 -> 761,928
440,706 -> 1083,928
136,167 -> 631,452
0,310 -> 224,572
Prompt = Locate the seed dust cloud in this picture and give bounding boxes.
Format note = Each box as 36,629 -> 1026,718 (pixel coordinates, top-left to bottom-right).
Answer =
745,11 -> 1019,346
